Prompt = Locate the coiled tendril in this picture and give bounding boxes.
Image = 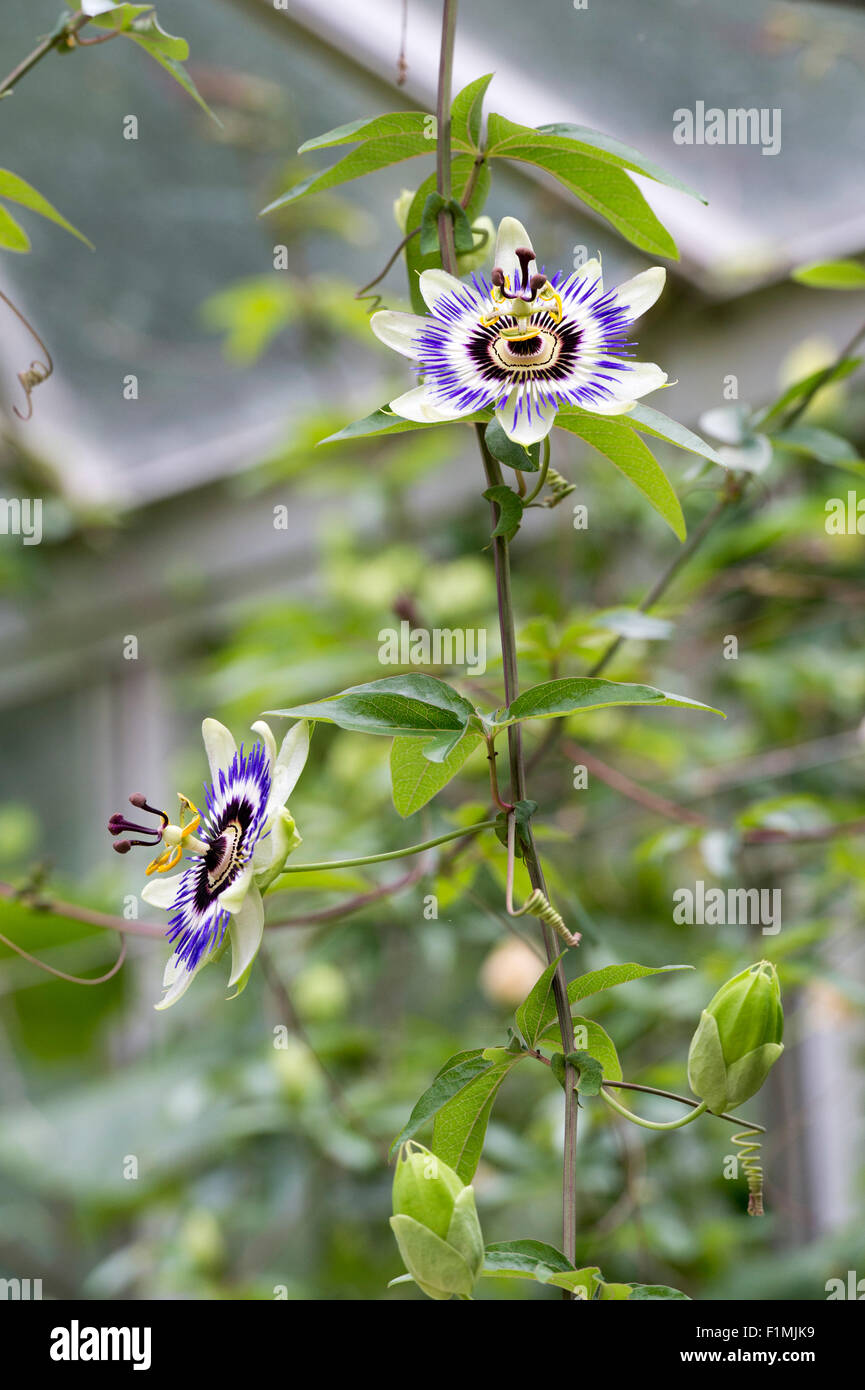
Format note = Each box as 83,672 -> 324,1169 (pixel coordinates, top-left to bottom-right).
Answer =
505,811 -> 580,947
541,468 -> 576,507
0,288 -> 53,421
732,1126 -> 765,1215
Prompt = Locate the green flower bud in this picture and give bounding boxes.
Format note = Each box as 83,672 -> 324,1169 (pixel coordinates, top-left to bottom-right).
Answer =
393,188 -> 415,233
688,961 -> 784,1114
389,1142 -> 484,1300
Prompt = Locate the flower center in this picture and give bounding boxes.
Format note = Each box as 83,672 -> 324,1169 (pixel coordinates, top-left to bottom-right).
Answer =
482,246 -> 564,333
490,327 -> 562,372
205,819 -> 245,893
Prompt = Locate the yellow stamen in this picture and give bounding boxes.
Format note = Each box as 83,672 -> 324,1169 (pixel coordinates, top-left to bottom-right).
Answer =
539,284 -> 563,323
146,794 -> 202,876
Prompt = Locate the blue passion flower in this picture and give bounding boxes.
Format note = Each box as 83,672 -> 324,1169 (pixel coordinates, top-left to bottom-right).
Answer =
109,717 -> 309,1008
371,216 -> 669,445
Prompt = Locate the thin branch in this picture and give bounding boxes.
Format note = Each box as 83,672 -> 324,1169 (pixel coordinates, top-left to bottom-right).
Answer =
355,227 -> 420,314
0,10 -> 90,98
0,881 -> 164,938
0,926 -> 127,986
602,1080 -> 765,1134
561,740 -> 865,845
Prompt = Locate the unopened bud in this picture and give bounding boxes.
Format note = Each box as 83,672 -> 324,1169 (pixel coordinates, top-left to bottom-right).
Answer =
688,961 -> 784,1114
390,1142 -> 483,1300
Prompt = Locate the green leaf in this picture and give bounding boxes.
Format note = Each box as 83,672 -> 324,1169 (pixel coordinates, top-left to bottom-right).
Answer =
541,1016 -> 622,1082
404,154 -> 492,314
629,1283 -> 691,1300
0,203 -> 30,252
268,675 -> 477,739
515,953 -> 566,1048
791,259 -> 865,290
481,1248 -> 601,1296
755,358 -> 861,430
389,1050 -> 490,1154
297,111 -> 439,153
484,418 -> 541,472
533,123 -> 706,202
493,798 -> 537,859
565,1050 -> 604,1095
493,677 -> 723,727
0,170 -> 93,249
319,406 -> 490,445
451,74 -> 494,151
486,114 -> 678,259
482,1239 -> 576,1279
263,134 -> 434,215
624,403 -> 725,466
770,424 -> 865,477
419,191 -> 447,254
432,1055 -> 522,1181
554,409 -> 686,539
390,730 -> 483,817
568,961 -> 692,1007
91,7 -> 219,123
483,485 -> 524,541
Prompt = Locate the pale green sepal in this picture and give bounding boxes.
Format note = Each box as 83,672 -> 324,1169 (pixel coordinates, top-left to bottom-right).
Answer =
389,1215 -> 475,1300
723,1043 -> 784,1110
687,1010 -> 729,1113
446,1186 -> 484,1281
254,808 -> 302,887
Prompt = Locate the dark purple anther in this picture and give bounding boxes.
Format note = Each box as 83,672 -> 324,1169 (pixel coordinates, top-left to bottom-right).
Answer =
515,246 -> 536,295
107,794 -> 168,853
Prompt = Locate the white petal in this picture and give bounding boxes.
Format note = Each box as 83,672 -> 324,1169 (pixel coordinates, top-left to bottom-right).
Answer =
496,387 -> 557,445
582,397 -> 639,416
370,310 -> 426,360
154,953 -> 202,1011
219,861 -> 253,915
493,216 -> 537,286
610,266 -> 666,320
251,719 -> 277,773
141,873 -> 184,910
389,383 -> 474,424
573,257 -> 603,292
418,268 -> 465,312
201,718 -> 236,783
603,361 -> 668,403
270,719 -> 310,810
228,885 -> 265,988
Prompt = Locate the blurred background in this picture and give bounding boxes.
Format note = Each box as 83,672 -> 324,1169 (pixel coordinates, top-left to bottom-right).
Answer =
0,0 -> 864,1299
